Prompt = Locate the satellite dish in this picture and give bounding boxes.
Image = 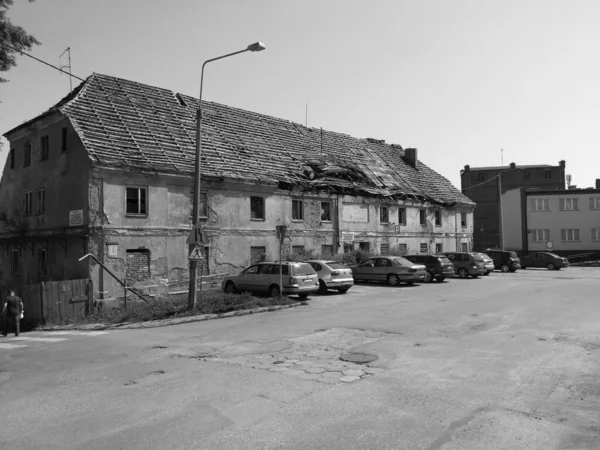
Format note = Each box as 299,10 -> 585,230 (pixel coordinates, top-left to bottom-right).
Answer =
546,241 -> 554,249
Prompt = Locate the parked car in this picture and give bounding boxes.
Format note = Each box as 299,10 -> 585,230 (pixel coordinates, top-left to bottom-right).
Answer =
349,256 -> 427,286
403,254 -> 455,282
520,252 -> 569,271
305,260 -> 354,294
484,249 -> 521,273
222,261 -> 319,299
442,252 -> 486,278
476,252 -> 494,275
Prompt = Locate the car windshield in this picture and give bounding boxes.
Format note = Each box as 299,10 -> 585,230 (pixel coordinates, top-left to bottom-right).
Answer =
291,263 -> 316,276
472,254 -> 484,262
509,251 -> 518,258
325,262 -> 347,269
436,256 -> 451,264
392,256 -> 413,266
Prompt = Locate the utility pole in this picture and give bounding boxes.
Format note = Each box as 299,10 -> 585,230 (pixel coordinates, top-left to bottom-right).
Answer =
59,47 -> 73,91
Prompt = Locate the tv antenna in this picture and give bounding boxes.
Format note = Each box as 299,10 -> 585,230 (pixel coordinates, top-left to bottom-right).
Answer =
59,47 -> 73,91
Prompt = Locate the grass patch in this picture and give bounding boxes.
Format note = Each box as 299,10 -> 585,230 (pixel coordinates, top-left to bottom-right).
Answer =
46,290 -> 298,326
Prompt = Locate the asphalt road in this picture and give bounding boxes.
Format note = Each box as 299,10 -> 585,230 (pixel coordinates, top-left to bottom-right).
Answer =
1,267 -> 599,449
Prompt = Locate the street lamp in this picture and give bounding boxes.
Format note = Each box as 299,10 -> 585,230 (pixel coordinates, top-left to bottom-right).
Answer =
188,42 -> 266,310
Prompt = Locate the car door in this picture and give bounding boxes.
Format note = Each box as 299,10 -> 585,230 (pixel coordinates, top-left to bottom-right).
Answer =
237,265 -> 260,291
354,258 -> 376,281
374,257 -> 393,281
255,264 -> 275,293
446,253 -> 458,273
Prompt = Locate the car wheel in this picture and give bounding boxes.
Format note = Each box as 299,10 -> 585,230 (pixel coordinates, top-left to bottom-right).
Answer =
406,281 -> 414,285
318,280 -> 328,295
387,274 -> 400,286
521,266 -> 527,270
471,274 -> 479,278
483,271 -> 490,276
509,268 -> 517,273
436,276 -> 446,282
501,265 -> 510,273
338,287 -> 350,293
269,284 -> 281,298
424,271 -> 433,283
224,281 -> 237,294
547,263 -> 555,271
458,268 -> 469,279
298,293 -> 309,300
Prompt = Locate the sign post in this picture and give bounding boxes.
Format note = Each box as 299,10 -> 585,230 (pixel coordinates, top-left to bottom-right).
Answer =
276,225 -> 287,300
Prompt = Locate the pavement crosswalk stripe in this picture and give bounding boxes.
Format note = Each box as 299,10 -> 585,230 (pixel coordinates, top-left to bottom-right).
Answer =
0,343 -> 27,350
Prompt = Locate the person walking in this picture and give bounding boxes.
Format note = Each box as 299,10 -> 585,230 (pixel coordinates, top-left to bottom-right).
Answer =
2,290 -> 24,337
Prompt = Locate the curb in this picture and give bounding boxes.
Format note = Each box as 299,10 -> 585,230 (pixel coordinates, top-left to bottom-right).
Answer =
36,301 -> 309,332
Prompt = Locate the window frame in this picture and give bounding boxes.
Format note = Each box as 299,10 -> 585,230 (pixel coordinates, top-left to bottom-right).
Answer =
589,197 -> 600,210
380,243 -> 389,255
250,246 -> 266,264
125,186 -> 148,216
398,207 -> 406,225
523,171 -> 531,180
40,135 -> 50,162
23,141 -> 31,168
435,243 -> 443,254
36,189 -> 46,216
460,212 -> 467,228
592,228 -> 600,242
23,191 -> 33,216
530,198 -> 550,212
559,198 -> 578,211
320,201 -> 331,222
379,205 -> 389,224
561,228 -> 580,242
419,209 -> 426,226
544,170 -> 552,179
477,173 -> 484,182
531,229 -> 550,242
419,242 -> 428,253
11,249 -> 20,275
61,127 -> 68,152
321,244 -> 333,256
9,147 -> 15,169
250,196 -> 265,220
434,210 -> 442,227
39,248 -> 48,275
292,199 -> 304,221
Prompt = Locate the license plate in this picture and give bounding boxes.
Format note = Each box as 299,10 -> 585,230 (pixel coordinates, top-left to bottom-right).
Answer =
303,279 -> 312,283
342,281 -> 350,285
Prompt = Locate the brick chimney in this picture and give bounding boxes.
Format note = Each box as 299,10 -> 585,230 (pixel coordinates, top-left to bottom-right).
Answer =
405,148 -> 418,167
559,160 -> 566,169
510,162 -> 516,169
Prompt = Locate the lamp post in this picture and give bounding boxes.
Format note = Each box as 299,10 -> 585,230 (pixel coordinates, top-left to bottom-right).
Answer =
188,42 -> 266,311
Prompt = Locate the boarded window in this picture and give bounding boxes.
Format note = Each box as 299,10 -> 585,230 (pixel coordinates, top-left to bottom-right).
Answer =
126,187 -> 147,215
251,197 -> 264,220
380,243 -> 389,255
107,243 -> 118,257
292,246 -> 305,255
321,201 -> 331,221
292,199 -> 304,220
398,243 -> 407,253
251,246 -> 266,264
321,245 -> 333,256
126,249 -> 151,283
419,243 -> 428,253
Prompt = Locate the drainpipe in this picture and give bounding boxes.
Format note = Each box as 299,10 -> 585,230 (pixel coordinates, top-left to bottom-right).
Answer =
334,195 -> 340,253
455,207 -> 459,251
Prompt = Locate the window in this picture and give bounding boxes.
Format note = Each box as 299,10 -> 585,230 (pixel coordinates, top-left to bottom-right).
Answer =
40,135 -> 49,161
461,212 -> 467,228
380,243 -> 389,255
559,198 -> 578,211
419,209 -> 426,225
592,228 -> 600,241
9,148 -> 15,169
561,229 -> 580,242
380,206 -> 389,223
359,242 -> 370,252
250,196 -> 264,220
398,208 -> 406,225
292,246 -> 305,256
39,249 -> 47,275
321,245 -> 333,256
107,243 -> 119,257
435,243 -> 443,254
61,127 -> 68,152
11,249 -> 19,274
530,199 -> 550,211
126,187 -> 147,215
531,229 -> 550,242
23,142 -> 31,167
343,243 -> 353,253
524,171 -> 531,180
589,197 -> 600,210
375,258 -> 392,267
477,173 -> 484,182
434,210 -> 441,226
250,246 -> 266,264
292,199 -> 304,221
190,191 -> 208,218
544,170 -> 552,179
36,189 -> 45,215
23,192 -> 33,216
419,243 -> 428,253
461,242 -> 469,252
320,201 -> 331,221
398,243 -> 407,253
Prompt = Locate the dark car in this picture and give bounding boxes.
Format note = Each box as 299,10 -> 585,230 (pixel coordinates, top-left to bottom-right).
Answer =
403,254 -> 455,282
349,256 -> 427,286
442,252 -> 486,278
520,252 -> 569,271
484,249 -> 521,273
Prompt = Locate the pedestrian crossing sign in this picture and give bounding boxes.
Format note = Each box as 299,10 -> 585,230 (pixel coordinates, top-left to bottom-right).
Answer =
188,244 -> 205,261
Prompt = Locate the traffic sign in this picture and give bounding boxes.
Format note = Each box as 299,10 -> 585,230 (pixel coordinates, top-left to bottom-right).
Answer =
187,222 -> 207,245
189,244 -> 205,261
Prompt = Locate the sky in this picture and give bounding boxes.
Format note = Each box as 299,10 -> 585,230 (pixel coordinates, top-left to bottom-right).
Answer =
2,0 -> 600,189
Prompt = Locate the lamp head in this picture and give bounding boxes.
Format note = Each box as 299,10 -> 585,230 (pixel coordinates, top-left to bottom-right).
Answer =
247,42 -> 266,52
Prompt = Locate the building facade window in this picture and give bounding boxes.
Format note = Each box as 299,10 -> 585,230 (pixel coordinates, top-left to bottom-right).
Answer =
435,243 -> 443,254
23,142 -> 31,167
189,191 -> 208,218
23,191 -> 33,216
380,206 -> 389,223
589,197 -> 600,210
380,243 -> 389,255
320,201 -> 331,221
36,189 -> 46,215
250,196 -> 264,220
434,210 -> 441,226
460,212 -> 467,228
559,198 -> 578,211
398,207 -> 406,225
61,127 -> 68,152
250,246 -> 266,264
531,229 -> 550,242
419,209 -> 426,225
544,170 -> 552,179
419,243 -> 428,253
592,228 -> 600,241
359,242 -> 370,252
561,229 -> 580,242
9,148 -> 15,169
461,242 -> 469,252
126,187 -> 147,215
530,199 -> 550,211
11,249 -> 19,275
524,171 -> 531,180
292,245 -> 305,256
398,243 -> 407,253
39,249 -> 48,276
477,173 -> 484,182
292,199 -> 304,221
40,135 -> 50,161
321,245 -> 333,256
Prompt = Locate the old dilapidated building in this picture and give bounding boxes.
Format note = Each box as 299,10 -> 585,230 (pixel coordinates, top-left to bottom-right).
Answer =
0,74 -> 474,299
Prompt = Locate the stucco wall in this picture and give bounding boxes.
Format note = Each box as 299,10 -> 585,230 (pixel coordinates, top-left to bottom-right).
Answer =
500,188 -> 523,250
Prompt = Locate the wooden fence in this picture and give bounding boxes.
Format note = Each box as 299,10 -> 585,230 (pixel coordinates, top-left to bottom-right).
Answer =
1,279 -> 92,328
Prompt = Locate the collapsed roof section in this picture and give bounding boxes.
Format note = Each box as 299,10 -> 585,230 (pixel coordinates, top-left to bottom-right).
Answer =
7,73 -> 474,206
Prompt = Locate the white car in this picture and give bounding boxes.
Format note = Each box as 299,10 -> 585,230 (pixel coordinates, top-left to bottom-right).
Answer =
305,260 -> 354,294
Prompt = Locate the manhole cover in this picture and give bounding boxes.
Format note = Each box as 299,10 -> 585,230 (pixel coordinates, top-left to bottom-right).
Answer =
339,352 -> 378,364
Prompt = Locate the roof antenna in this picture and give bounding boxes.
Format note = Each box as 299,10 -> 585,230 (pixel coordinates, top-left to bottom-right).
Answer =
59,47 -> 72,91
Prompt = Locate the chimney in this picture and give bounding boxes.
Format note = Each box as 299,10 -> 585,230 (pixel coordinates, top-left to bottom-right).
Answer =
509,162 -> 516,169
596,179 -> 600,189
464,164 -> 471,171
559,160 -> 566,169
405,148 -> 418,167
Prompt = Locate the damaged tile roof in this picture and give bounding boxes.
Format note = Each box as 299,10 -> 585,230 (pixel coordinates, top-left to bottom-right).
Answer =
14,73 -> 474,206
